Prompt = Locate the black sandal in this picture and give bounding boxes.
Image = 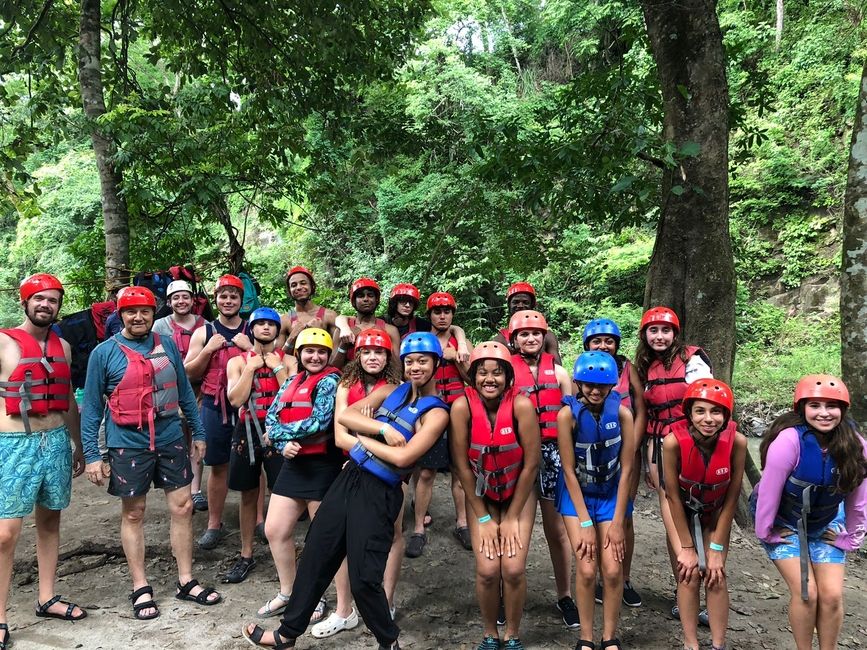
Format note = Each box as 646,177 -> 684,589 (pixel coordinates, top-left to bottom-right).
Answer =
243,623 -> 295,649
600,640 -> 623,649
129,585 -> 160,621
576,642 -> 595,650
35,594 -> 87,621
175,579 -> 222,605
0,623 -> 9,650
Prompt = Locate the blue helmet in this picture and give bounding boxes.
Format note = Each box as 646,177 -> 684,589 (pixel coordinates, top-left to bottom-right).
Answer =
572,351 -> 618,385
248,307 -> 281,327
582,318 -> 621,351
400,332 -> 443,360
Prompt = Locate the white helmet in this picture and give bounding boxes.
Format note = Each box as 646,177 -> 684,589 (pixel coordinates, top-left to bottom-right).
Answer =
166,280 -> 193,297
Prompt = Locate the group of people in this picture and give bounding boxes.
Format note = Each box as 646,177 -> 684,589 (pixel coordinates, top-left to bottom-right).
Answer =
0,269 -> 864,650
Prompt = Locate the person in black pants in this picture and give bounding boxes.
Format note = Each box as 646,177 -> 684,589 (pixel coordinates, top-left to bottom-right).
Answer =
242,332 -> 450,650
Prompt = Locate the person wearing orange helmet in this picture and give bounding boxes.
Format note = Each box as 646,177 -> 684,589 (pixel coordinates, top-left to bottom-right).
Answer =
184,274 -> 254,550
449,342 -> 541,650
493,282 -> 562,365
330,278 -> 400,371
753,375 -> 867,650
279,265 -> 343,354
662,379 -> 747,650
0,274 -> 86,642
81,286 -> 221,621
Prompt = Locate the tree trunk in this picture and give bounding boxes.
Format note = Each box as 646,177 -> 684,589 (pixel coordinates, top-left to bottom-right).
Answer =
775,0 -> 784,52
841,61 -> 867,427
78,0 -> 130,294
211,196 -> 245,275
640,0 -> 736,384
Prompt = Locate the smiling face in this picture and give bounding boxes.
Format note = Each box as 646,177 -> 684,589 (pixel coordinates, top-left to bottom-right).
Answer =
120,306 -> 155,338
577,381 -> 612,406
403,352 -> 436,386
802,399 -> 843,434
23,289 -> 62,328
288,273 -> 313,302
644,324 -> 675,352
689,399 -> 727,437
587,335 -> 618,355
357,346 -> 388,375
215,287 -> 242,318
169,290 -> 193,316
299,344 -> 329,373
474,359 -> 507,401
513,328 -> 544,355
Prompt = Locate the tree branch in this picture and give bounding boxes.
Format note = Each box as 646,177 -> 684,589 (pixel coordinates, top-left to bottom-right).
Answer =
8,0 -> 54,61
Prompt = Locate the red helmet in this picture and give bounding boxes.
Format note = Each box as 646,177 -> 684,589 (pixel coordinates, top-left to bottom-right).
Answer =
214,274 -> 244,296
470,341 -> 512,365
354,327 -> 393,353
683,379 -> 734,415
639,306 -> 680,333
426,292 -> 456,311
390,283 -> 420,303
350,277 -> 380,301
117,286 -> 157,311
793,374 -> 850,410
508,310 -> 548,338
20,273 -> 64,301
506,282 -> 536,305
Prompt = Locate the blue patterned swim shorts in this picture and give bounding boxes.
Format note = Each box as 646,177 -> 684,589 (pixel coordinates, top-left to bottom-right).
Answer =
751,492 -> 846,564
0,425 -> 72,518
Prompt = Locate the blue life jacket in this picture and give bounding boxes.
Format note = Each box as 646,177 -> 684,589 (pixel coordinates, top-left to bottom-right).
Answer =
565,390 -> 622,496
349,382 -> 448,486
775,425 -> 843,533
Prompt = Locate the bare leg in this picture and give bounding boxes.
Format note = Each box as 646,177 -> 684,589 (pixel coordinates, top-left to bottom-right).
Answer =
598,521 -> 624,641
677,566 -> 701,649
413,468 -> 436,535
239,487 -> 258,558
451,472 -> 467,528
562,515 -> 594,641
500,494 -> 536,641
813,562 -> 845,650
191,457 -> 204,495
704,556 -> 729,648
259,495 -> 305,616
206,463 -> 229,530
257,471 -> 267,525
467,498 -> 502,640
120,496 -> 155,618
540,498 -> 573,599
0,518 -> 24,625
166,486 -> 219,601
773,557 -> 818,650
384,488 -> 406,609
33,506 -> 84,617
332,560 -> 354,618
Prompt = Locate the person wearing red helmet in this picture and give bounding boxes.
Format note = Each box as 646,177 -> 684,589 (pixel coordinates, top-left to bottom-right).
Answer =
330,277 -> 400,371
662,380 -> 746,650
184,274 -> 254,550
81,286 -> 221,621
385,283 -> 430,337
449,342 -> 541,650
493,282 -> 562,365
279,265 -> 343,354
753,375 -> 867,650
0,274 -> 87,639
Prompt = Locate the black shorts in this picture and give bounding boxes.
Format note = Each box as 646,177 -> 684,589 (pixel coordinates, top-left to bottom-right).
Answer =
107,441 -> 192,498
271,452 -> 342,501
201,402 -> 236,466
227,418 -> 284,492
418,433 -> 451,470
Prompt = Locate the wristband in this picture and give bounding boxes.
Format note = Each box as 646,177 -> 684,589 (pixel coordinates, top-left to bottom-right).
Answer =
273,364 -> 285,375
681,544 -> 695,549
580,519 -> 593,528
709,542 -> 725,552
478,514 -> 492,524
378,426 -> 387,436
337,346 -> 348,354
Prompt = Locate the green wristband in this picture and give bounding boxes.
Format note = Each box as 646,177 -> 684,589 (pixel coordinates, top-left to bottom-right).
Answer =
709,542 -> 725,552
580,519 -> 593,528
478,514 -> 492,524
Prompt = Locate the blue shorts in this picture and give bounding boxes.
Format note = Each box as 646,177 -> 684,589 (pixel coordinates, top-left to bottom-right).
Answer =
0,426 -> 72,519
554,470 -> 633,523
750,493 -> 846,564
201,402 -> 236,466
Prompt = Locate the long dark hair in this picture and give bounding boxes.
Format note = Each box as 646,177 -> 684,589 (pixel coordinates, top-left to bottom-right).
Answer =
634,329 -> 690,384
338,353 -> 402,389
760,409 -> 867,494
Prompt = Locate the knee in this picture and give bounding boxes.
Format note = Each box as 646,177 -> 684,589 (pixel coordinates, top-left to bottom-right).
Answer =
169,497 -> 193,518
575,561 -> 596,585
264,519 -> 288,543
817,585 -> 843,612
0,525 -> 20,550
418,469 -> 435,485
122,504 -> 146,525
601,564 -> 622,587
501,563 -> 525,586
476,566 -> 500,588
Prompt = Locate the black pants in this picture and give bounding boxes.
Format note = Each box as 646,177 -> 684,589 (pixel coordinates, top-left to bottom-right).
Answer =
278,462 -> 403,646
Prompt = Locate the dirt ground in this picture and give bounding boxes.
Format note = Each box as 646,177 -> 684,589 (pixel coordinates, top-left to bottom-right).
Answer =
7,475 -> 867,650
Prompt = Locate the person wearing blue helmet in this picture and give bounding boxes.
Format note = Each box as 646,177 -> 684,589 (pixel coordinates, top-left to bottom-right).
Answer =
220,308 -> 292,584
243,331 -> 450,650
583,318 -> 647,608
555,352 -> 637,650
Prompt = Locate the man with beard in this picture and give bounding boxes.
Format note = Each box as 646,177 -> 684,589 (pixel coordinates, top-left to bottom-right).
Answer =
184,275 -> 253,550
152,280 -> 208,511
82,286 -> 221,620
0,274 -> 86,647
222,308 -> 290,583
330,278 -> 401,371
493,282 -> 562,365
279,266 -> 342,353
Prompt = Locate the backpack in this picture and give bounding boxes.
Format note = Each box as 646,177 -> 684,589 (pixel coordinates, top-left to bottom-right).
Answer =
238,271 -> 261,318
133,271 -> 172,312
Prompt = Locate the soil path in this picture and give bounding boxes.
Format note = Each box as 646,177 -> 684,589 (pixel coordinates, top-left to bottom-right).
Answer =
8,477 -> 866,649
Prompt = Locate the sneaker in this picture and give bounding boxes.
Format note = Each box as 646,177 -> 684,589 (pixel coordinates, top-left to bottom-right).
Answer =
503,639 -> 525,649
192,491 -> 208,512
477,635 -> 501,650
622,581 -> 642,607
222,556 -> 256,583
389,605 -> 396,621
378,643 -> 400,650
405,533 -> 426,558
197,524 -> 224,550
453,526 -> 473,550
311,608 -> 359,638
556,596 -> 580,629
698,608 -> 710,627
594,583 -> 603,604
671,603 -> 680,619
496,601 -> 506,626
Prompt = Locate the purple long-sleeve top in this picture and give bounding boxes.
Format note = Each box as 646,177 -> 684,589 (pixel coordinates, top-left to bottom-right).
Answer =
753,426 -> 867,552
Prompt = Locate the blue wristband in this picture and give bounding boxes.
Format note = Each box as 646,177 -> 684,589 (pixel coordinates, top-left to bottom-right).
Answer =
580,519 -> 593,528
709,542 -> 725,552
478,514 -> 492,524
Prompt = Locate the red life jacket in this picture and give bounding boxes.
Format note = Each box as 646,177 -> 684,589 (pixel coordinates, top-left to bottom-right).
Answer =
0,329 -> 71,431
107,333 -> 180,450
277,366 -> 341,456
347,377 -> 389,406
345,317 -> 388,362
615,357 -> 633,412
168,315 -> 205,359
404,317 -> 418,338
512,353 -> 561,440
672,419 -> 736,524
466,387 -> 523,502
238,349 -> 285,423
201,321 -> 247,423
289,306 -> 326,327
644,345 -> 705,437
434,335 -> 465,404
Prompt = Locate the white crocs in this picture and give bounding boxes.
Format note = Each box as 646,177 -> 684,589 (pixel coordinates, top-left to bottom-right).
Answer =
311,607 -> 359,638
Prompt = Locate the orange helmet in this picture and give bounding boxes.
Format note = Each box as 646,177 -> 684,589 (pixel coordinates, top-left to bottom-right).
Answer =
117,286 -> 157,311
354,327 -> 393,353
683,379 -> 734,415
350,277 -> 380,301
426,292 -> 456,311
639,306 -> 680,333
20,273 -> 64,301
508,310 -> 548,338
793,375 -> 849,410
470,341 -> 512,365
214,274 -> 244,296
506,282 -> 536,305
390,283 -> 420,303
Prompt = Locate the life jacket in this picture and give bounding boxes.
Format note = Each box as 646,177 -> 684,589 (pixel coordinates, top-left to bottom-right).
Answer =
201,320 -> 247,423
644,345 -> 705,437
277,366 -> 341,456
288,306 -> 326,328
235,348 -> 285,464
90,300 -> 116,342
403,317 -> 418,338
167,315 -> 205,359
0,329 -> 71,433
775,425 -> 844,534
106,333 -> 180,450
466,387 -> 523,502
347,377 -> 389,407
615,357 -> 633,413
512,353 -> 561,440
565,390 -> 622,496
349,382 -> 448,486
345,316 -> 388,362
672,419 -> 736,524
434,334 -> 465,404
